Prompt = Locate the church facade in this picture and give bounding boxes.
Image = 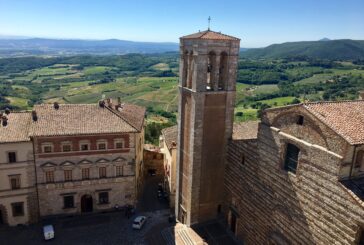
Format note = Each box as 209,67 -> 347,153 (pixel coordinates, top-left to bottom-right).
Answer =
175,30 -> 364,244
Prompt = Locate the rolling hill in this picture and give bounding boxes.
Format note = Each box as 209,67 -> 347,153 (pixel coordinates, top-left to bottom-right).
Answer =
241,39 -> 364,60
0,38 -> 179,57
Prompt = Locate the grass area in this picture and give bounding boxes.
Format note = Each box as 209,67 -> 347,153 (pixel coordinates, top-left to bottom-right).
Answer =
83,66 -> 110,75
258,96 -> 296,106
43,76 -> 179,111
234,107 -> 258,122
151,63 -> 170,71
5,97 -> 29,109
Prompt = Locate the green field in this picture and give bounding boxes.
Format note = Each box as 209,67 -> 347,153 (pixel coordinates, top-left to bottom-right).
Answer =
1,55 -> 363,124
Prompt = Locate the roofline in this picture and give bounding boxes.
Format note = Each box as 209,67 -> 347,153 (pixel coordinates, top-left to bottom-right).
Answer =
29,131 -> 139,138
180,29 -> 240,41
265,102 -> 359,145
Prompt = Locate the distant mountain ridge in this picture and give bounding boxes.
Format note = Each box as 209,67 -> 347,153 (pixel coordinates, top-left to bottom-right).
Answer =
241,39 -> 364,60
0,38 -> 179,57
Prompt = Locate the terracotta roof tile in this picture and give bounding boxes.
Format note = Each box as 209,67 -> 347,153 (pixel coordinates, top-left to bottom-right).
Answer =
303,100 -> 364,145
233,121 -> 259,140
0,112 -> 31,143
29,103 -> 145,137
181,30 -> 240,41
161,125 -> 178,150
109,103 -> 146,131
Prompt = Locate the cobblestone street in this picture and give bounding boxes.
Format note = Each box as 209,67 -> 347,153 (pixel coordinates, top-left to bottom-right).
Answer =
0,209 -> 172,245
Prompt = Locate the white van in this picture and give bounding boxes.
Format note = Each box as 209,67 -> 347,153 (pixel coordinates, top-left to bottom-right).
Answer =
43,225 -> 55,240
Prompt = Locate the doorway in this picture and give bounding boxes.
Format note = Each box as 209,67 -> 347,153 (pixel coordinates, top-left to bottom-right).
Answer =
0,209 -> 3,224
230,212 -> 237,234
81,195 -> 93,213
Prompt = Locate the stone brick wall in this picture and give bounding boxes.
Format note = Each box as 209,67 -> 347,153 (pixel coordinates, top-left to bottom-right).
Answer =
224,107 -> 364,244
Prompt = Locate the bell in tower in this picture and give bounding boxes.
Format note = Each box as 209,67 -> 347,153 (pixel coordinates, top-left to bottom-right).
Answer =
176,30 -> 240,226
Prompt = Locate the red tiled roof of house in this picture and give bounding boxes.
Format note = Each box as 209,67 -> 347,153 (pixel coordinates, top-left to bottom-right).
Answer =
29,102 -> 145,137
303,100 -> 364,145
233,121 -> 259,140
181,30 -> 240,41
161,125 -> 178,150
0,112 -> 31,143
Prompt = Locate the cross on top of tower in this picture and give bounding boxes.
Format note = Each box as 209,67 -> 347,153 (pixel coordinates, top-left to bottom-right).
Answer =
208,16 -> 211,31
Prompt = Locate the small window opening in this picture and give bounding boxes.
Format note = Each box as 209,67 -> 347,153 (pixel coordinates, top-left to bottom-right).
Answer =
284,143 -> 300,174
297,115 -> 304,125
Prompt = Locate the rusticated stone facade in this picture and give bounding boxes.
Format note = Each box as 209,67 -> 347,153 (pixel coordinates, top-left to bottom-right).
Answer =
223,103 -> 364,244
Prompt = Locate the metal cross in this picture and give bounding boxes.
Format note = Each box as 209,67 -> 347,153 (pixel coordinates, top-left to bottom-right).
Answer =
208,16 -> 211,30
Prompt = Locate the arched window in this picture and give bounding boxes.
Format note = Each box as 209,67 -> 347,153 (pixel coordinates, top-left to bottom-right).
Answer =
355,150 -> 364,171
187,51 -> 194,89
207,51 -> 216,90
218,52 -> 228,90
284,143 -> 300,174
182,51 -> 188,87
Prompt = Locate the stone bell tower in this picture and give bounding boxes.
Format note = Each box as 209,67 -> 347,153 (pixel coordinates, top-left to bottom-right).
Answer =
175,30 -> 240,225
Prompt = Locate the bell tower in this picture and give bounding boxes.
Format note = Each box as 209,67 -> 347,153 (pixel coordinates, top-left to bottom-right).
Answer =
175,30 -> 240,225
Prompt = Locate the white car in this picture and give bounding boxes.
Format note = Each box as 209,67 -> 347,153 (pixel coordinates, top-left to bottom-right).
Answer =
43,225 -> 55,240
132,216 -> 147,229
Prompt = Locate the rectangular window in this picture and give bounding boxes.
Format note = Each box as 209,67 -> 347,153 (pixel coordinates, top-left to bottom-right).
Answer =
82,168 -> 90,180
45,171 -> 55,183
99,167 -> 107,178
11,202 -> 24,217
8,152 -> 17,163
241,153 -> 245,165
116,166 -> 123,176
98,143 -> 106,150
284,143 -> 300,174
43,145 -> 53,153
80,144 -> 89,151
62,144 -> 71,152
9,175 -> 21,189
99,192 -> 109,204
64,170 -> 73,182
63,196 -> 74,209
115,142 -> 123,149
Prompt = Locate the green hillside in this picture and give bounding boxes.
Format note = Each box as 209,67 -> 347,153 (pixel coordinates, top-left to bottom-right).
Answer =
242,39 -> 364,60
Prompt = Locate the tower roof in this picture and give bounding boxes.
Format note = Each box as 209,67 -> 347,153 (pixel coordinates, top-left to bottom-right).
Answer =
181,30 -> 240,41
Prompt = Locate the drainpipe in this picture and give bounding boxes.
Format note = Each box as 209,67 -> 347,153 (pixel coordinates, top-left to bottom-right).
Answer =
31,137 -> 41,222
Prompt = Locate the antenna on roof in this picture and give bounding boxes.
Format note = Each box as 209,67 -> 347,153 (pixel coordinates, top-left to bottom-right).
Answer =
208,16 -> 211,31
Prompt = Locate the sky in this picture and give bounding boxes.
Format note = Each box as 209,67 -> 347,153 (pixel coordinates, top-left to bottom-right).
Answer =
0,0 -> 363,47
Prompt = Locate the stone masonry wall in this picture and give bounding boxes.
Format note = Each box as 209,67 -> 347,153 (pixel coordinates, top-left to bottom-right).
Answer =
224,107 -> 364,244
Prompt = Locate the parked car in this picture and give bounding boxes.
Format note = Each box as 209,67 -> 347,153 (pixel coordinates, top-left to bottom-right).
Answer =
132,216 -> 147,229
43,225 -> 55,240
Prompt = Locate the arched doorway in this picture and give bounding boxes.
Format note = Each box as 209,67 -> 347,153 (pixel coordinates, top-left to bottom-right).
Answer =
81,195 -> 93,213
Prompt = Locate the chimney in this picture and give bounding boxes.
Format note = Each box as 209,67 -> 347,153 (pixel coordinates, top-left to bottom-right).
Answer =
4,108 -> 10,115
359,91 -> 364,100
53,102 -> 59,110
31,110 -> 38,122
99,100 -> 105,108
2,116 -> 7,127
171,141 -> 177,147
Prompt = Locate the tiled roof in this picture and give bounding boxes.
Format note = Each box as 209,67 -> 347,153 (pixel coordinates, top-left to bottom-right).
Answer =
181,30 -> 240,41
303,100 -> 364,145
29,103 -> 145,137
161,125 -> 178,150
109,103 -> 146,131
233,121 -> 259,140
0,112 -> 31,143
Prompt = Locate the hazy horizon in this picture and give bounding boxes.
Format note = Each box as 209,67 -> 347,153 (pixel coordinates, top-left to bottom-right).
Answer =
0,0 -> 364,48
